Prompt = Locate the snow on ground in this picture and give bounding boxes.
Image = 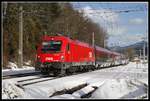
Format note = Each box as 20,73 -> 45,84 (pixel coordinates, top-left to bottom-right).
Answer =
6,62 -> 18,69
24,60 -> 32,66
91,79 -> 147,99
2,62 -> 148,99
2,80 -> 24,99
2,62 -> 35,76
2,68 -> 35,77
4,61 -> 33,70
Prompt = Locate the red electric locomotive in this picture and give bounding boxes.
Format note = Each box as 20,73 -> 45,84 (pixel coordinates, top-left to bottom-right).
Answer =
35,35 -> 128,76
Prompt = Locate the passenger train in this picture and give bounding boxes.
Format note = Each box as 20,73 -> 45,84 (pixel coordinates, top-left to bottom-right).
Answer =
35,35 -> 129,76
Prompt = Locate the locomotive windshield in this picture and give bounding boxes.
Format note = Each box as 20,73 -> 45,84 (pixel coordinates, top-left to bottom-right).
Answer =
41,41 -> 62,53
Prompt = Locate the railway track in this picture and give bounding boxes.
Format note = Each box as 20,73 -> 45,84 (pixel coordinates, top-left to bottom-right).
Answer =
18,77 -> 58,86
2,63 -> 128,87
2,71 -> 41,79
2,73 -> 58,86
1,64 -> 112,79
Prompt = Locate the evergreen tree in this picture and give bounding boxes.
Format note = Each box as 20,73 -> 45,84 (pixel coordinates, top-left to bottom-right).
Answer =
3,2 -> 108,68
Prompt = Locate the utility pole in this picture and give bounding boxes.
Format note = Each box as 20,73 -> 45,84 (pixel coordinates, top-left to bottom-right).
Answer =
139,49 -> 141,60
143,40 -> 145,63
66,17 -> 69,38
92,32 -> 96,66
92,32 -> 95,47
3,2 -> 7,17
104,40 -> 105,48
2,3 -> 4,68
18,6 -> 23,68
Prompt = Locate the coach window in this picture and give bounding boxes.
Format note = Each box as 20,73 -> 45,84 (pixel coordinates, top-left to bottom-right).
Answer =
66,43 -> 70,51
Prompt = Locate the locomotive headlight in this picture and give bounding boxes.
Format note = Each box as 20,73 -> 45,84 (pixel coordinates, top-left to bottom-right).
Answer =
61,55 -> 64,60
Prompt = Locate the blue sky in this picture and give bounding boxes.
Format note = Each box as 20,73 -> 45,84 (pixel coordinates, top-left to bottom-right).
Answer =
71,2 -> 148,47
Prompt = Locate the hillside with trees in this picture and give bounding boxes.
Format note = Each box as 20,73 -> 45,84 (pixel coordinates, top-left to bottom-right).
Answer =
2,3 -> 108,68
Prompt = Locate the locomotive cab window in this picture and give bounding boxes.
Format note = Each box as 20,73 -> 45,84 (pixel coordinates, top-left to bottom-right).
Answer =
41,41 -> 62,53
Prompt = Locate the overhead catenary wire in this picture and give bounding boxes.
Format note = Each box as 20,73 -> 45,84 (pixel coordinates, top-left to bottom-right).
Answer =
3,3 -> 147,46
53,4 -> 147,47
3,6 -> 147,17
3,3 -> 147,37
88,3 -> 118,48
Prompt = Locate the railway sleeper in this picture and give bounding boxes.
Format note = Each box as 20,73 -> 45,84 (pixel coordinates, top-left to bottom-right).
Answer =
49,83 -> 87,97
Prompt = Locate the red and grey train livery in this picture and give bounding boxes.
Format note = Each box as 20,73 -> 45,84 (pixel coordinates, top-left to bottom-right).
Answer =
35,35 -> 129,76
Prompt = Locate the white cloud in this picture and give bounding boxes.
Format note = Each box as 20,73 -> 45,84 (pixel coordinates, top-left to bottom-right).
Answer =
108,33 -> 146,47
79,6 -> 126,36
107,26 -> 127,36
129,18 -> 144,25
80,6 -> 119,23
79,6 -> 146,47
